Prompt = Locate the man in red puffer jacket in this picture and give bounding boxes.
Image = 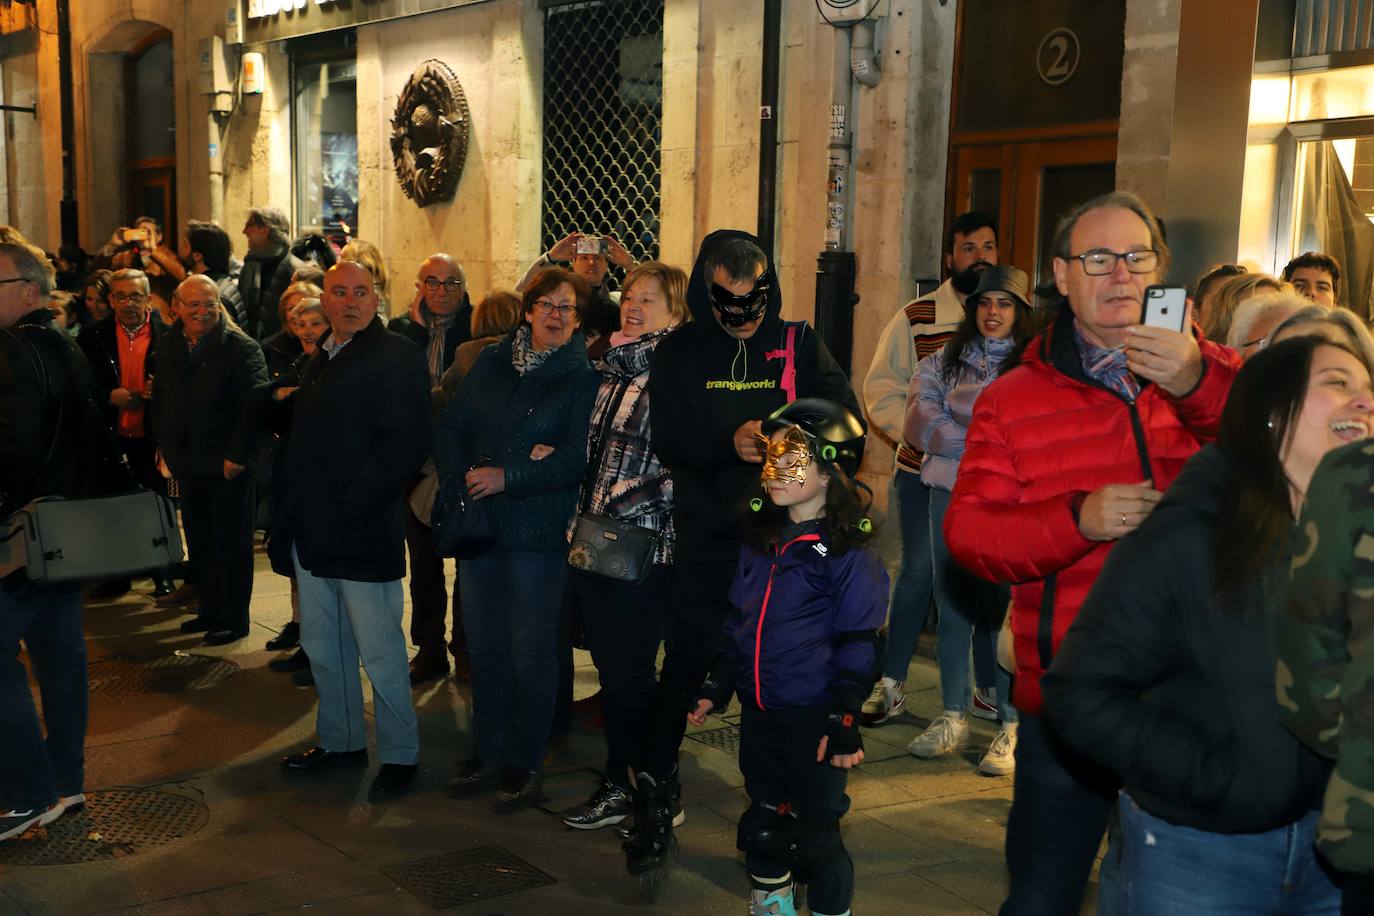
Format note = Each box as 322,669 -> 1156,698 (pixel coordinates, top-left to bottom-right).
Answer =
944,191 -> 1240,916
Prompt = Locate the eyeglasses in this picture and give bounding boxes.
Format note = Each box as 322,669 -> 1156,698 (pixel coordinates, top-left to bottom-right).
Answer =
111,291 -> 148,304
532,299 -> 576,317
422,277 -> 464,292
1068,249 -> 1159,276
1242,336 -> 1269,351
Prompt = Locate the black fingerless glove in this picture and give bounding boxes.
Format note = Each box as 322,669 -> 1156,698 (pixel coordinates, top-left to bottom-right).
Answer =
824,708 -> 864,757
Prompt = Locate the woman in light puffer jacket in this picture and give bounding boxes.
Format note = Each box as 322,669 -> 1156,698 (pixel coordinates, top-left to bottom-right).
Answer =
902,264 -> 1036,777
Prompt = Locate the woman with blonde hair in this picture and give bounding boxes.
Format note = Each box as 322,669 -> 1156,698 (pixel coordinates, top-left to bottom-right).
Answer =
339,239 -> 389,314
262,281 -> 323,378
1202,272 -> 1286,345
556,261 -> 693,831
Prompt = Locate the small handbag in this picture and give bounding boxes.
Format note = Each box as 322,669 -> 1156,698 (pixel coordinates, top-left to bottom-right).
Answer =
567,383 -> 659,584
568,512 -> 659,585
432,457 -> 496,559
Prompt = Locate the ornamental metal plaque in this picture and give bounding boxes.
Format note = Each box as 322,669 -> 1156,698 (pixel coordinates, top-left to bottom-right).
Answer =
391,59 -> 469,207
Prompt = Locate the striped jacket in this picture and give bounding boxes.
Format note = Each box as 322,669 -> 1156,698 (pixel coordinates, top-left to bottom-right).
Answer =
861,279 -> 963,473
573,327 -> 677,565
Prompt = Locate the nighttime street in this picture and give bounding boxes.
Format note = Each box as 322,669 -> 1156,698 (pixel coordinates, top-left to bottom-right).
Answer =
0,549 -> 1073,915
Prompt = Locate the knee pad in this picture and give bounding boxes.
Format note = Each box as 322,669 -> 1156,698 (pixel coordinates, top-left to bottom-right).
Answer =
737,803 -> 798,863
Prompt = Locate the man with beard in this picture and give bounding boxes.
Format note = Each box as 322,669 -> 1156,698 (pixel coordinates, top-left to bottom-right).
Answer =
859,211 -> 998,725
181,221 -> 245,327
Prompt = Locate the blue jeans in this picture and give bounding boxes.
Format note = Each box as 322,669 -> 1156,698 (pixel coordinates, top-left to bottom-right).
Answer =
1002,714 -> 1119,915
0,583 -> 87,810
293,547 -> 418,765
1114,794 -> 1339,915
884,471 -> 936,681
460,549 -> 567,773
929,487 -> 1014,720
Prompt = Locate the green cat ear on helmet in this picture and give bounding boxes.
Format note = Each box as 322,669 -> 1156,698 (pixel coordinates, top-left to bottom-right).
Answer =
749,498 -> 764,512
857,518 -> 873,533
821,444 -> 837,461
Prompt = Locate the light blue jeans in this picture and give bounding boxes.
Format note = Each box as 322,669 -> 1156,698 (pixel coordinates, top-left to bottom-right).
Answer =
1112,794 -> 1339,915
293,547 -> 419,765
883,470 -> 936,681
929,486 -> 1014,721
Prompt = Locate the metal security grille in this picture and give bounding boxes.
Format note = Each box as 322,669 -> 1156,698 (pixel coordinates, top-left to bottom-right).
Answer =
1295,0 -> 1374,55
541,0 -> 664,267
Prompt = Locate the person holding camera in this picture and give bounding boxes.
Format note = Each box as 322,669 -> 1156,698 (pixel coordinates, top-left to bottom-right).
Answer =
437,267 -> 599,809
519,232 -> 633,348
93,217 -> 179,324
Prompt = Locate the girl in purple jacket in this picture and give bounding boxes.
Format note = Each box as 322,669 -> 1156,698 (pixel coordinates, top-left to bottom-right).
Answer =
689,398 -> 888,916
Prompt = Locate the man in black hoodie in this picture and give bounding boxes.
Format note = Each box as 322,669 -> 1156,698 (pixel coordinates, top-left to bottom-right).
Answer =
644,230 -> 859,796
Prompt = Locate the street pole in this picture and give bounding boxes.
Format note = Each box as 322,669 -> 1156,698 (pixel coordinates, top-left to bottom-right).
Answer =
814,24 -> 857,374
55,0 -> 79,260
757,0 -> 781,254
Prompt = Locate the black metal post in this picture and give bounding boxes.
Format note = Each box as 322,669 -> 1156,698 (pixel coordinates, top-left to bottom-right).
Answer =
56,0 -> 79,259
757,0 -> 781,252
814,250 -> 857,375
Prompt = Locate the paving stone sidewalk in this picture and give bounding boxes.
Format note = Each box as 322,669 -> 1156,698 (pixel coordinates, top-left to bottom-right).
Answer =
0,552 -> 1101,914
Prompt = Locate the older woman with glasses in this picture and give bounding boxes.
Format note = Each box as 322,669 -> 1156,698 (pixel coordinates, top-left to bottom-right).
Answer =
436,267 -> 600,809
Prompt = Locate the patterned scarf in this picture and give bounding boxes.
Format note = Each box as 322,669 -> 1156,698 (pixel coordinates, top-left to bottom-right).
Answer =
423,307 -> 456,386
1073,322 -> 1140,402
510,323 -> 555,376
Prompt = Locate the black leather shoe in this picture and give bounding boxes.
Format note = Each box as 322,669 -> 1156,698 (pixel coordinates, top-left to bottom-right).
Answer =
266,621 -> 300,651
204,628 -> 248,646
368,763 -> 418,802
157,583 -> 199,608
447,758 -> 502,798
269,648 -> 309,672
281,746 -> 367,772
179,617 -> 211,634
291,666 -> 315,688
151,577 -> 175,599
494,767 -> 542,810
90,580 -> 131,600
408,649 -> 450,686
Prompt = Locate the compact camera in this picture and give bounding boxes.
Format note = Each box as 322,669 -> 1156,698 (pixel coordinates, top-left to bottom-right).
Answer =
120,227 -> 150,244
575,235 -> 609,256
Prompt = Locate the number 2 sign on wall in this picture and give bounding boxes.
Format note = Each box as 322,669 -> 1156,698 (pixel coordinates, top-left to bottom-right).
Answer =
1037,28 -> 1080,87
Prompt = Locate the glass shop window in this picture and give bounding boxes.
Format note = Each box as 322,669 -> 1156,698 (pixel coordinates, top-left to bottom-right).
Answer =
292,34 -> 358,245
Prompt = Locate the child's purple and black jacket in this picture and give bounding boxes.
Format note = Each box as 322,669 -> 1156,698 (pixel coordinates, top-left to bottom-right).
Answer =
699,521 -> 890,714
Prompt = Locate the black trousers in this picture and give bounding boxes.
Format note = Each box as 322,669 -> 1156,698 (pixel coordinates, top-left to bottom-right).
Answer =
402,504 -> 463,655
738,704 -> 853,914
115,435 -> 163,494
1344,870 -> 1374,915
1001,713 -> 1119,916
180,473 -> 255,634
642,558 -> 736,777
572,566 -> 671,787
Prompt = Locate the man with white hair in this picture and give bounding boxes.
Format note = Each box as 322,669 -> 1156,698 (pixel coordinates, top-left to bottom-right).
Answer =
1226,290 -> 1309,360
151,275 -> 267,645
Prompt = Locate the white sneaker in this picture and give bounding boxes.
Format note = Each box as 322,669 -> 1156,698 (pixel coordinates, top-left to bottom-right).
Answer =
908,714 -> 970,758
978,729 -> 1017,776
56,794 -> 86,816
971,686 -> 998,720
860,677 -> 905,726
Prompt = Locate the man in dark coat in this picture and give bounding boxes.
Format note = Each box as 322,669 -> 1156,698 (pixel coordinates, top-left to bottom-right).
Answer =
0,237 -> 112,841
388,252 -> 472,684
644,230 -> 859,799
272,261 -> 431,803
151,275 -> 267,646
76,267 -> 172,599
238,207 -> 303,340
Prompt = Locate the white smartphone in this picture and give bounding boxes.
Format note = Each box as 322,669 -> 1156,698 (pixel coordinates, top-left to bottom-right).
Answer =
1142,285 -> 1188,333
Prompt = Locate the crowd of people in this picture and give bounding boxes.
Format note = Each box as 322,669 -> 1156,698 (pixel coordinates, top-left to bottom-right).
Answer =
2,189 -> 1374,915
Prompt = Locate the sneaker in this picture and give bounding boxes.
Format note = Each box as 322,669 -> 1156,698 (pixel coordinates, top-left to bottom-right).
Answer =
56,794 -> 86,816
493,767 -> 541,809
972,686 -> 998,721
908,714 -> 970,759
749,884 -> 798,916
978,729 -> 1017,776
860,677 -> 905,726
1,804 -> 59,842
561,780 -> 631,830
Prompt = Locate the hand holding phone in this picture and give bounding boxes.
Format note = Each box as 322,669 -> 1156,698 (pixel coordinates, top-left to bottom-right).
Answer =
1141,285 -> 1188,333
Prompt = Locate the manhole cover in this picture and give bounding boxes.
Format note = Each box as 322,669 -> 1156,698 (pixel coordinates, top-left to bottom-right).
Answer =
687,723 -> 741,754
88,654 -> 239,695
383,844 -> 556,908
0,788 -> 209,866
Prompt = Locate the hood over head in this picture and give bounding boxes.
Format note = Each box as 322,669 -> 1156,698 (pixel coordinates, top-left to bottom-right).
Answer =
686,229 -> 783,341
